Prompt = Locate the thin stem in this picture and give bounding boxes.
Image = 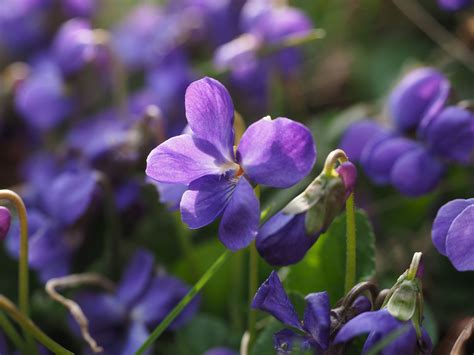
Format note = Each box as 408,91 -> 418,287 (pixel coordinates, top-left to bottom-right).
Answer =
247,242 -> 259,351
173,213 -> 200,281
323,149 -> 349,176
136,249 -> 233,355
344,193 -> 357,295
0,311 -> 28,354
0,295 -> 73,355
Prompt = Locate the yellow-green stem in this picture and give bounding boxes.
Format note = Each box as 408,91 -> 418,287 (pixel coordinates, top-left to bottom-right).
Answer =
344,193 -> 357,294
0,311 -> 28,353
0,295 -> 73,355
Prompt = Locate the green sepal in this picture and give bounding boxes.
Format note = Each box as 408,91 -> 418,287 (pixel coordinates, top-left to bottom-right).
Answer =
386,279 -> 419,322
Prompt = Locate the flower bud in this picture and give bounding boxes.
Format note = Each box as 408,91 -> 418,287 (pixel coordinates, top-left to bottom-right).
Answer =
0,206 -> 11,241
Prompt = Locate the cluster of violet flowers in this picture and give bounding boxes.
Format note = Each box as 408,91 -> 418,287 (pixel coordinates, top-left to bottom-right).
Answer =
340,67 -> 474,197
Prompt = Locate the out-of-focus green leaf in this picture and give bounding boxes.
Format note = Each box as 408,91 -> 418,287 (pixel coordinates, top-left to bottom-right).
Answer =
285,209 -> 376,304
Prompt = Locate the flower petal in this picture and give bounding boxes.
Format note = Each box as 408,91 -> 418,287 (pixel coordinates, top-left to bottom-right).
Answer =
446,204 -> 474,271
180,175 -> 236,229
185,77 -> 235,160
238,117 -> 316,188
120,322 -> 151,355
390,146 -> 444,197
218,177 -> 259,251
256,212 -> 318,266
339,120 -> 386,162
252,271 -> 303,331
303,292 -> 330,349
432,199 -> 474,255
117,249 -> 155,307
146,134 -> 231,185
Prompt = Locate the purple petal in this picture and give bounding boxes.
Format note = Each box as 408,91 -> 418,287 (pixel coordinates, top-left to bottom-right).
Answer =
339,120 -> 386,162
390,146 -> 444,197
63,0 -> 97,17
336,161 -> 357,197
438,0 -> 472,11
146,134 -> 234,185
180,175 -> 236,229
238,117 -> 316,188
131,275 -> 199,329
256,212 -> 318,266
0,206 -> 11,241
117,249 -> 155,307
218,177 -> 259,251
423,106 -> 474,164
361,134 -> 417,185
185,77 -> 235,161
120,322 -> 150,355
42,168 -> 98,225
73,292 -> 127,332
432,199 -> 474,255
205,347 -> 238,355
389,68 -> 450,132
446,204 -> 474,271
303,292 -> 330,349
252,271 -> 303,331
273,329 -> 300,354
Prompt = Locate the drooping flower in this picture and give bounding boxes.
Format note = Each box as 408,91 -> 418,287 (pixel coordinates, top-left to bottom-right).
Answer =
71,249 -> 199,354
0,206 -> 11,241
388,67 -> 450,133
256,158 -> 356,266
432,198 -> 474,271
252,271 -> 331,353
146,77 -> 316,251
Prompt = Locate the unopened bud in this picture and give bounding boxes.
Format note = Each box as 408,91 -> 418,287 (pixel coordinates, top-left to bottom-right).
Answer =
0,206 -> 11,241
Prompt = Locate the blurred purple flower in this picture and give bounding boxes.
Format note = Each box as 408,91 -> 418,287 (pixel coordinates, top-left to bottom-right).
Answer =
0,206 -> 11,241
146,77 -> 315,251
335,309 -> 432,354
389,67 -> 450,132
63,0 -> 97,17
422,106 -> 474,164
204,348 -> 238,355
252,271 -> 330,353
339,120 -> 386,162
438,0 -> 472,11
15,58 -> 74,131
71,249 -> 199,354
432,198 -> 474,271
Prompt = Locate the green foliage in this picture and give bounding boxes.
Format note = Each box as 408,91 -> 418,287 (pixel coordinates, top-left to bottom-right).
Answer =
285,209 -> 376,304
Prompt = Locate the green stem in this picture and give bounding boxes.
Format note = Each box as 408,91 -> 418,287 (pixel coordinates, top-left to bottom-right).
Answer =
230,250 -> 244,332
173,213 -> 200,281
344,193 -> 357,294
135,249 -> 233,355
0,311 -> 28,354
247,242 -> 259,351
0,296 -> 73,355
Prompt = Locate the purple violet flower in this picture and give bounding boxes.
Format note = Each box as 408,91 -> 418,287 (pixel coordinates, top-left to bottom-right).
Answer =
334,309 -> 432,354
146,77 -> 316,251
339,120 -> 386,162
71,249 -> 199,354
432,198 -> 474,271
62,0 -> 98,18
438,0 -> 472,11
252,271 -> 330,353
388,67 -> 450,133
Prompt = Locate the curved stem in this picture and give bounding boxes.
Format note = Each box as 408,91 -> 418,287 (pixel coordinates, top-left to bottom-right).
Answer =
0,295 -> 73,355
0,311 -> 28,354
136,249 -> 233,355
344,193 -> 357,294
323,149 -> 349,176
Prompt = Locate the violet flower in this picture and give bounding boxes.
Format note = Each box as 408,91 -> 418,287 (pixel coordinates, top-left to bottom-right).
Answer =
71,249 -> 199,354
62,0 -> 98,18
334,309 -> 432,354
438,0 -> 472,11
252,271 -> 331,353
146,77 -> 315,251
388,67 -> 450,133
432,198 -> 474,271
256,161 -> 356,266
14,58 -> 74,131
339,119 -> 386,162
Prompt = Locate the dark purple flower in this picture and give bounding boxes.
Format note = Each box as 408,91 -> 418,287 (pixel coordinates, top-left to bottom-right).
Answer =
252,271 -> 330,353
71,249 -> 199,354
438,0 -> 472,11
15,58 -> 74,131
52,19 -> 101,75
432,198 -> 474,271
63,0 -> 97,17
0,206 -> 11,241
335,309 -> 432,354
422,106 -> 474,164
257,161 -> 356,266
339,120 -> 386,162
388,67 -> 450,132
146,77 -> 316,251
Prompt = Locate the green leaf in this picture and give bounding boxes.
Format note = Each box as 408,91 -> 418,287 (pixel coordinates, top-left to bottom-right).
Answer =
175,314 -> 239,354
285,209 -> 376,304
